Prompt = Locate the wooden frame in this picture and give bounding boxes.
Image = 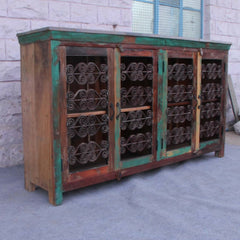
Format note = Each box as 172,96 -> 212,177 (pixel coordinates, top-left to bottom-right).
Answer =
18,28 -> 230,205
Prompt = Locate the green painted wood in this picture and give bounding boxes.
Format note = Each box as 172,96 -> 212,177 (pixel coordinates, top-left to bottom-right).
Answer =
199,139 -> 220,149
166,146 -> 192,158
51,40 -> 63,205
121,155 -> 152,169
157,50 -> 168,161
17,28 -> 231,51
114,49 -> 121,170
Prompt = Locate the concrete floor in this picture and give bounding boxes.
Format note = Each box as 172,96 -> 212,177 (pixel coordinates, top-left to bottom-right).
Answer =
225,130 -> 240,146
0,132 -> 240,240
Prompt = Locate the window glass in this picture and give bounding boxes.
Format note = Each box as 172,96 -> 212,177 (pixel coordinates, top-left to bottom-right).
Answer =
183,0 -> 201,10
183,10 -> 201,39
132,1 -> 154,34
158,6 -> 179,37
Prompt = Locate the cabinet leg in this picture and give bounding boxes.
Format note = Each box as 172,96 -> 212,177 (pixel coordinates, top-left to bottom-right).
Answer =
215,148 -> 224,158
25,179 -> 36,192
48,190 -> 63,206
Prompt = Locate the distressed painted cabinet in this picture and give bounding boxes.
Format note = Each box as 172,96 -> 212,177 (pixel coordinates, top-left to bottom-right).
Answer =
17,28 -> 230,205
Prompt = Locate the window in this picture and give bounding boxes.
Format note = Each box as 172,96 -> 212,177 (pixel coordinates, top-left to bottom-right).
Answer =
132,0 -> 203,39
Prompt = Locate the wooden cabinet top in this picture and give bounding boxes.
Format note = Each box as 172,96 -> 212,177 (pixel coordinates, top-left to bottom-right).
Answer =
17,27 -> 231,51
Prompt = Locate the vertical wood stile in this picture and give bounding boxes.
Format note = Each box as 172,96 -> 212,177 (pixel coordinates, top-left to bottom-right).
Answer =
50,40 -> 63,205
215,53 -> 228,157
114,48 -> 121,170
108,48 -> 115,171
59,46 -> 69,184
157,50 -> 168,160
21,43 -> 37,192
192,51 -> 202,152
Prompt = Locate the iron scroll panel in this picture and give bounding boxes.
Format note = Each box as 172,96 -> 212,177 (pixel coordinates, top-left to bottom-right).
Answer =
120,56 -> 153,161
167,59 -> 194,150
200,60 -> 223,142
65,48 -> 109,172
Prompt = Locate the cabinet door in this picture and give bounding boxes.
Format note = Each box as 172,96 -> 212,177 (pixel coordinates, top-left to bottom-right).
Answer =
60,46 -> 114,184
164,50 -> 196,157
199,52 -> 227,154
114,49 -> 157,169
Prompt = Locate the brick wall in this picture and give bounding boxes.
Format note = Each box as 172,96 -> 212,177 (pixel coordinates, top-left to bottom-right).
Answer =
204,0 -> 240,122
0,0 -> 132,167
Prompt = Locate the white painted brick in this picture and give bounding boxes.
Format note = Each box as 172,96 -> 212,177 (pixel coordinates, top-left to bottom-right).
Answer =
228,62 -> 240,75
121,8 -> 132,26
216,0 -> 232,8
0,18 -> 30,38
6,39 -> 20,60
115,25 -> 132,32
229,50 -> 240,62
98,7 -> 122,25
225,9 -> 238,23
82,23 -> 113,31
210,6 -> 226,21
31,20 -> 59,29
49,1 -> 70,21
0,39 -> 5,60
71,3 -> 97,23
109,0 -> 132,9
82,0 -> 108,6
209,21 -> 216,34
0,61 -> 20,81
0,124 -> 22,147
9,144 -> 23,166
58,22 -> 82,29
0,146 -> 10,167
8,0 -> 48,19
215,22 -> 236,36
0,82 -> 21,121
0,0 -> 7,17
232,1 -> 240,10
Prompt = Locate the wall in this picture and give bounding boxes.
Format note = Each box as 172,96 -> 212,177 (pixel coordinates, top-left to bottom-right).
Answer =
0,0 -> 132,167
204,0 -> 240,122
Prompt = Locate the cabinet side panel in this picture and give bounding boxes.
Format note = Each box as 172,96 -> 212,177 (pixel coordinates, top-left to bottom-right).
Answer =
34,41 -> 54,191
21,43 -> 38,191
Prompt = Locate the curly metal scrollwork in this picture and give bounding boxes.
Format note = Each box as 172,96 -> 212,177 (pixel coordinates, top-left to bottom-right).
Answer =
200,120 -> 220,139
121,132 -> 152,154
167,126 -> 191,146
67,114 -> 108,139
167,105 -> 192,124
120,110 -> 152,131
66,62 -> 108,85
121,62 -> 153,82
121,86 -> 152,108
168,85 -> 193,103
200,102 -> 221,119
68,140 -> 108,165
202,63 -> 222,80
168,63 -> 193,82
201,83 -> 222,101
67,89 -> 108,112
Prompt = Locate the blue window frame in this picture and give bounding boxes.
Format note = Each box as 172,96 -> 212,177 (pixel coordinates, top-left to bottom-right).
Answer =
132,0 -> 203,39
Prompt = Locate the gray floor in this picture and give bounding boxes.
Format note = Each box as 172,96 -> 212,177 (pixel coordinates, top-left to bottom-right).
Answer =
1,133 -> 240,240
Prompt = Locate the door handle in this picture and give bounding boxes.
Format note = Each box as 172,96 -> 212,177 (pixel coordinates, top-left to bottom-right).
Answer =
116,102 -> 121,120
109,103 -> 115,121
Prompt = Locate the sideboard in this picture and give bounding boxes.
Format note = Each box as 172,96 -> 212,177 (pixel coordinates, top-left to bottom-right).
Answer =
17,28 -> 230,205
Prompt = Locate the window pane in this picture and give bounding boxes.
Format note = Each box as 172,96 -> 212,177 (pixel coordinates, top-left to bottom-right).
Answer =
159,0 -> 180,7
132,1 -> 154,34
183,0 -> 201,10
183,10 -> 201,39
159,6 -> 179,37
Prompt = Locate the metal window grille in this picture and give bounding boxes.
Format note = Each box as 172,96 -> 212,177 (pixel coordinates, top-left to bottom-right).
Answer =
132,0 -> 203,39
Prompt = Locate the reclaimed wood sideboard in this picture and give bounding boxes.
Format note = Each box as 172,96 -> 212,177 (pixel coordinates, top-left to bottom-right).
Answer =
17,28 -> 230,205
